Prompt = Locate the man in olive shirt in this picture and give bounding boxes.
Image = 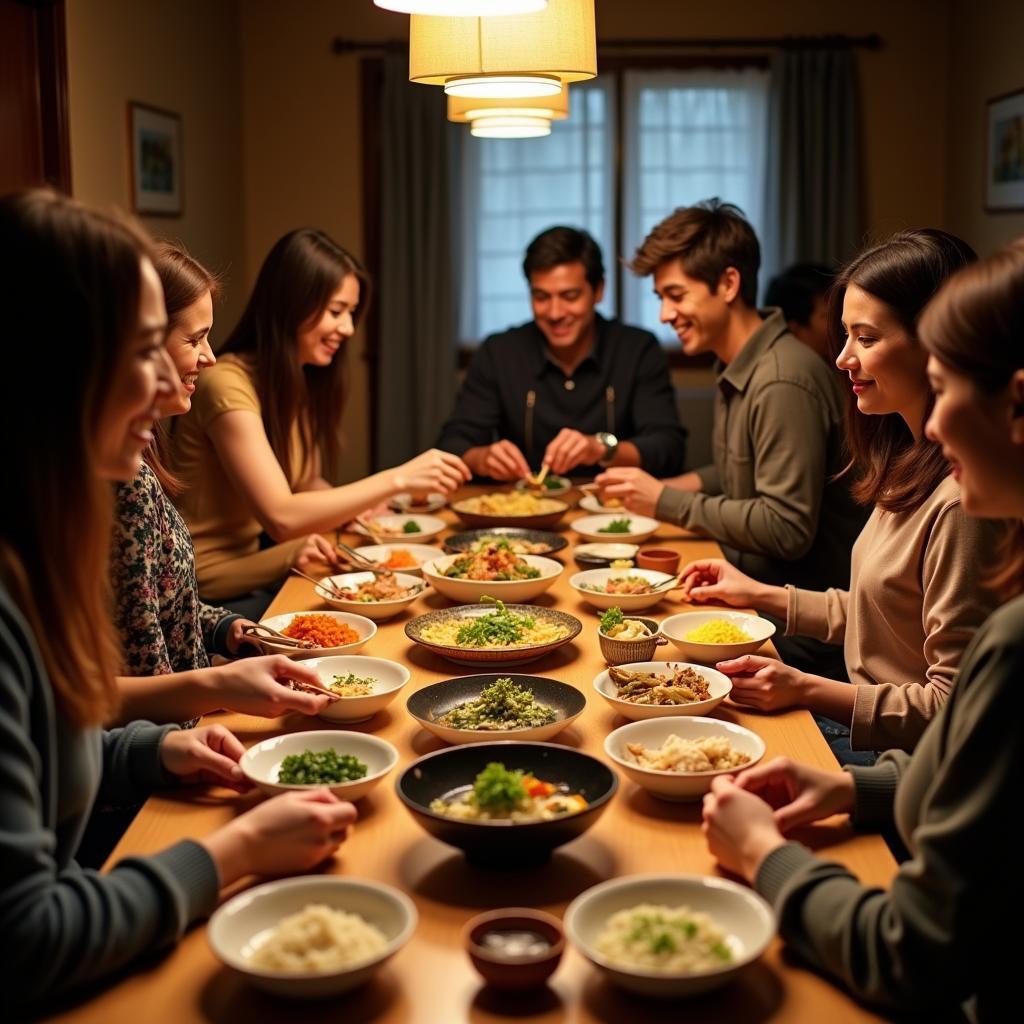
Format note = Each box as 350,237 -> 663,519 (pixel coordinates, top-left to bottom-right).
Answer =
598,200 -> 865,674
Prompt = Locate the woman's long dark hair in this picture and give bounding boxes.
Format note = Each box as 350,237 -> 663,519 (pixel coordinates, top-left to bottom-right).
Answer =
920,239 -> 1024,598
220,229 -> 369,482
829,229 -> 977,513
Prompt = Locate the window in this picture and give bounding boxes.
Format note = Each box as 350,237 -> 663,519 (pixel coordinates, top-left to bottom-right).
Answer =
457,66 -> 769,348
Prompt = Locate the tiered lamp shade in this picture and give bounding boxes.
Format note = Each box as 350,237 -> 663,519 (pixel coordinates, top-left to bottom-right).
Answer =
471,115 -> 552,138
375,2 -> 547,14
447,82 -> 570,123
409,0 -> 596,98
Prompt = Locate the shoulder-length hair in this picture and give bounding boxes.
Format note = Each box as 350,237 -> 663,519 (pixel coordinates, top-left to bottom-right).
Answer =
147,242 -> 221,497
0,190 -> 153,727
829,229 -> 977,513
920,239 -> 1024,598
220,229 -> 370,482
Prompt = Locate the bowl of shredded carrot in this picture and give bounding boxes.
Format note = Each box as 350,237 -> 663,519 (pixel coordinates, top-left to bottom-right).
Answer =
257,610 -> 377,660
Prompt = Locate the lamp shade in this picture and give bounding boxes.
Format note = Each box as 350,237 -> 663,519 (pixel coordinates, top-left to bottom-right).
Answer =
470,115 -> 552,138
447,82 -> 570,122
376,2 -> 547,13
409,0 -> 596,97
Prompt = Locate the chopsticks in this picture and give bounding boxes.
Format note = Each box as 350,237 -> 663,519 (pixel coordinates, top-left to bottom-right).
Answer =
241,624 -> 316,649
290,567 -> 346,597
526,464 -> 551,489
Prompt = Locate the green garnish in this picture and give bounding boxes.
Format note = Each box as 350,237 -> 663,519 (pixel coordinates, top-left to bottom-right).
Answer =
277,748 -> 367,785
402,520 -> 422,534
710,941 -> 732,961
443,540 -> 541,580
437,677 -> 557,730
600,606 -> 624,634
329,673 -> 375,696
455,596 -> 535,647
471,762 -> 528,813
597,518 -> 632,534
542,475 -> 564,490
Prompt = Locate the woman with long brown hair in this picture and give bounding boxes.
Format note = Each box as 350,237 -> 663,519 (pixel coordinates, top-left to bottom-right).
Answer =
173,228 -> 469,615
0,192 -> 355,1008
677,230 -> 1004,759
700,238 -> 1024,1017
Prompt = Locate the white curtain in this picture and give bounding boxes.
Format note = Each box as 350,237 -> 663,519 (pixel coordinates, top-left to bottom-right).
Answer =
621,68 -> 769,340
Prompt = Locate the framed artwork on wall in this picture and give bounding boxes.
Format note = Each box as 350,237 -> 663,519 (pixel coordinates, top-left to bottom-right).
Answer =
986,87 -> 1024,211
128,102 -> 183,216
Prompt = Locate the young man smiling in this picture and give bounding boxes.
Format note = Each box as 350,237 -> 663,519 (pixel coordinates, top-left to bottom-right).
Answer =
437,226 -> 686,480
598,200 -> 865,673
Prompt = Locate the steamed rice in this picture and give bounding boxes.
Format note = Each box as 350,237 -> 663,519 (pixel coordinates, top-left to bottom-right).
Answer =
249,903 -> 387,973
624,734 -> 751,773
596,903 -> 733,973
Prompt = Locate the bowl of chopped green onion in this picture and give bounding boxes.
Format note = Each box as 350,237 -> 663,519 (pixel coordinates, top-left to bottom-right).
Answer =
407,674 -> 586,745
241,730 -> 399,801
572,514 -> 659,544
303,656 -> 411,723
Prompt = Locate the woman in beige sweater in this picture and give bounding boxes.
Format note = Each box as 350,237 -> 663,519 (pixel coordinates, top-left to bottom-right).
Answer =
680,230 -> 1003,755
701,238 -> 1024,1020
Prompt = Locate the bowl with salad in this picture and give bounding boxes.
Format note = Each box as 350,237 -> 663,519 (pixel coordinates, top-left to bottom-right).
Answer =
354,514 -> 446,542
301,655 -> 411,723
407,674 -> 586,745
571,513 -> 659,544
241,730 -> 399,801
422,543 -> 564,604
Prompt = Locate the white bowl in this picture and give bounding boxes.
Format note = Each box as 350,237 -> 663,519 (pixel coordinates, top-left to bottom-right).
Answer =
569,567 -> 675,611
303,656 -> 411,723
388,491 -> 446,513
565,873 -> 774,998
355,514 -> 447,542
578,493 -> 628,514
257,610 -> 376,661
572,513 -> 659,544
240,730 -> 398,801
315,572 -> 424,621
347,543 -> 446,578
422,553 -> 564,604
604,716 -> 766,801
593,661 -> 732,721
208,875 -> 417,999
659,610 -> 775,663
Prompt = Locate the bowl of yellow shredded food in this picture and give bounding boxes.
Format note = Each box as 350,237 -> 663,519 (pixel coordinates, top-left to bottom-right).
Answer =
209,876 -> 416,998
659,611 -> 774,663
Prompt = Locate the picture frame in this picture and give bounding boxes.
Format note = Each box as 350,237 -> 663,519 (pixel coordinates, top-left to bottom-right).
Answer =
128,102 -> 183,216
986,86 -> 1024,211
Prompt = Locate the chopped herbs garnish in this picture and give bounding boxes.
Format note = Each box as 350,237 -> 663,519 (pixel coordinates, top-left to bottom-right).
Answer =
597,518 -> 632,534
329,673 -> 375,696
472,762 -> 528,813
437,677 -> 557,731
600,606 -> 625,634
402,520 -> 422,533
278,748 -> 367,785
455,596 -> 535,647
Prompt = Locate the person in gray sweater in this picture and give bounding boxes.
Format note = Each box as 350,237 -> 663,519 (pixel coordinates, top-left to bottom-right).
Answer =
0,190 -> 357,1011
700,239 -> 1024,1020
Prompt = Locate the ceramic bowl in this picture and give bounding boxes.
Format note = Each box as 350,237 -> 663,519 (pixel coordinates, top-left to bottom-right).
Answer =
569,567 -> 675,612
302,655 -> 411,723
603,715 -> 766,801
344,543 -> 446,578
571,513 -> 659,544
355,513 -> 447,542
240,730 -> 398,802
451,496 -> 570,530
564,873 -> 774,997
388,491 -> 446,513
208,875 -> 417,999
636,548 -> 681,575
406,673 -> 585,745
578,493 -> 628,515
422,554 -> 564,604
463,908 -> 565,990
592,660 -> 732,721
314,572 -> 423,621
514,475 -> 573,497
444,527 -> 567,557
659,610 -> 775,663
573,542 -> 639,569
255,610 -> 376,661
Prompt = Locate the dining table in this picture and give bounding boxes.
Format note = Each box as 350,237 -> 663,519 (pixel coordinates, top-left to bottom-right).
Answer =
43,490 -> 898,1024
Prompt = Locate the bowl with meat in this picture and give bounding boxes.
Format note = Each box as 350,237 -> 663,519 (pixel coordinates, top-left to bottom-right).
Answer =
423,543 -> 564,604
592,661 -> 732,721
315,571 -> 424,621
569,567 -> 677,611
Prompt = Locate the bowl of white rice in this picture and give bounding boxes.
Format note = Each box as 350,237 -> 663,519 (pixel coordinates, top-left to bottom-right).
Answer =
565,873 -> 774,997
603,716 -> 766,801
208,876 -> 417,998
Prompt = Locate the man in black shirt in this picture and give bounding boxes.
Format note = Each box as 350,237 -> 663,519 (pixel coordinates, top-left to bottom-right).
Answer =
437,227 -> 687,480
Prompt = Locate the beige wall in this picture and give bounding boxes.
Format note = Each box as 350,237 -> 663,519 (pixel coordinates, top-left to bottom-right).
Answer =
946,0 -> 1024,254
65,0 -> 247,334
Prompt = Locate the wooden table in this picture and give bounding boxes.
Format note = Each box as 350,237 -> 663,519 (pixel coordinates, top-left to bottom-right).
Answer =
47,499 -> 896,1023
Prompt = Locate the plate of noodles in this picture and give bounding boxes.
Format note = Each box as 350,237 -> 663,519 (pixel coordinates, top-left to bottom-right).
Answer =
451,492 -> 569,530
405,597 -> 582,665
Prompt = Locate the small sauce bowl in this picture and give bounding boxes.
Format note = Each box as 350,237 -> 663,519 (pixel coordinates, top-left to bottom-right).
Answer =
463,908 -> 565,990
636,547 -> 681,574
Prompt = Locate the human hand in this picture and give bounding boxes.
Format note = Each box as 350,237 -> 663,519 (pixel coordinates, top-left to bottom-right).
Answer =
225,617 -> 259,656
679,559 -> 760,606
205,789 -> 358,884
542,429 -> 603,475
715,655 -> 810,712
160,724 -> 249,791
701,775 -> 787,881
473,440 -> 532,481
204,656 -> 335,718
733,756 -> 855,832
294,533 -> 344,574
393,448 -> 472,494
594,466 -> 663,517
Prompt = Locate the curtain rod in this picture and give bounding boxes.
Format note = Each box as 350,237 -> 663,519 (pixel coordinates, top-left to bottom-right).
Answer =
331,33 -> 882,56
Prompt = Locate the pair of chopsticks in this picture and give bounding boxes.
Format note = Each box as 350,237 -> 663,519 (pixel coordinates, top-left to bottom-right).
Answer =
525,464 -> 551,489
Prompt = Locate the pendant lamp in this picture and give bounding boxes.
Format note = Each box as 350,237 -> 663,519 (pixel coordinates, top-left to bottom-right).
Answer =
447,82 -> 570,123
470,115 -> 551,138
375,2 -> 547,14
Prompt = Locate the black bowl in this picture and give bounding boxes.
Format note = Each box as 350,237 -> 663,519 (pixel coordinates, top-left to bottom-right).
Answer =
396,741 -> 618,867
407,674 -> 586,744
444,527 -> 568,557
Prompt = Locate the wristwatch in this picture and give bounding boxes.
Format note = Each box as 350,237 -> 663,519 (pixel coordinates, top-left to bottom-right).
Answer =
596,431 -> 619,466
